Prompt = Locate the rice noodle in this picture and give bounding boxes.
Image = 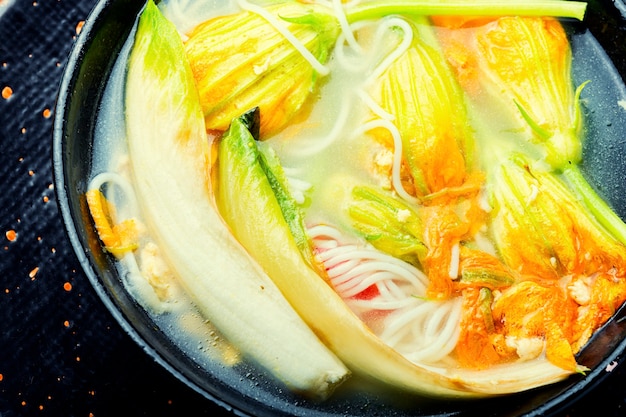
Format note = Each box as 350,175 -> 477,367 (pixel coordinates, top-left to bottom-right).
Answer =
332,16 -> 412,78
356,88 -> 394,120
333,20 -> 374,73
289,16 -> 413,159
88,172 -> 139,217
308,224 -> 461,364
381,297 -> 462,363
338,18 -> 416,203
282,166 -> 313,205
364,17 -> 414,85
332,0 -> 362,54
355,119 -> 419,204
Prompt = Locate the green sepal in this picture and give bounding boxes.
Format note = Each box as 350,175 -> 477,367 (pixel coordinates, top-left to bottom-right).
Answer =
348,186 -> 426,266
218,108 -> 315,267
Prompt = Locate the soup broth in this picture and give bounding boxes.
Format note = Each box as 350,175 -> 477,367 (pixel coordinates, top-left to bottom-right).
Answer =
88,0 -> 626,408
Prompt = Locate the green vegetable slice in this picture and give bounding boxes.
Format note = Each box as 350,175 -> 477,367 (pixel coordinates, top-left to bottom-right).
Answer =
125,0 -> 348,399
345,0 -> 586,22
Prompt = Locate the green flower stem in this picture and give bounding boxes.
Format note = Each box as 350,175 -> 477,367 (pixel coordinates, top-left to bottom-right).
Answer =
562,164 -> 626,245
345,1 -> 587,24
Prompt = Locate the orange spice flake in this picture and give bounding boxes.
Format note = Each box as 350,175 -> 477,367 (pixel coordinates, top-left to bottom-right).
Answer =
0,373 -> 3,382
29,267 -> 39,279
63,282 -> 72,292
42,108 -> 51,119
5,230 -> 17,242
63,320 -> 70,328
1,86 -> 12,100
76,20 -> 85,35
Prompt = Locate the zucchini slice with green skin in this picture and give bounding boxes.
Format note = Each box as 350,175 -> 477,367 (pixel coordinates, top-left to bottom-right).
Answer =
217,109 -> 573,398
125,0 -> 348,399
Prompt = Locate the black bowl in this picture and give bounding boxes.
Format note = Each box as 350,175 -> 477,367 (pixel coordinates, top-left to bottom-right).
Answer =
52,0 -> 626,416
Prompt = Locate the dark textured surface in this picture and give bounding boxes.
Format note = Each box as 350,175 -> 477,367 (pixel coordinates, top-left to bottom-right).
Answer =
0,0 -> 227,415
1,0 -> 626,416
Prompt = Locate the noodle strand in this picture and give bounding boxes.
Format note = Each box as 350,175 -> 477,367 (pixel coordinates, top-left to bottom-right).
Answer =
309,224 -> 462,364
236,0 -> 331,76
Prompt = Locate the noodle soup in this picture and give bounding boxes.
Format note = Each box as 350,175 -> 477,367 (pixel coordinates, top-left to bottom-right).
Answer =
86,0 -> 626,406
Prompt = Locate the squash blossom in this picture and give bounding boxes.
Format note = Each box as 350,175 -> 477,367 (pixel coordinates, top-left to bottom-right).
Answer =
487,155 -> 626,280
86,188 -> 139,258
487,155 -> 626,362
460,167 -> 626,372
363,25 -> 490,300
456,286 -> 503,370
435,13 -> 626,253
370,31 -> 476,199
491,280 -> 582,373
184,2 -> 340,138
434,16 -> 582,170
